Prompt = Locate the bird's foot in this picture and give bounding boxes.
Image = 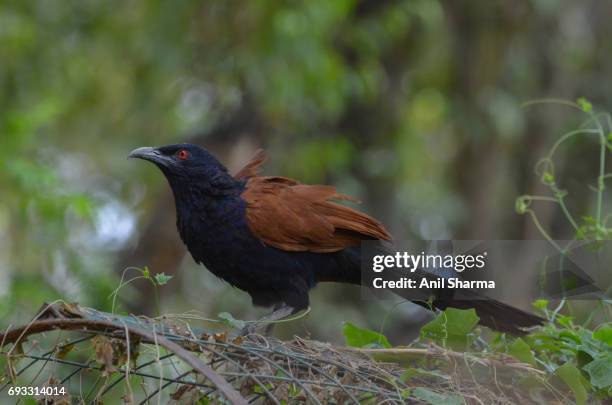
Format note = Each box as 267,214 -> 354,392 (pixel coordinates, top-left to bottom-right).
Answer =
238,323 -> 261,337
238,305 -> 296,337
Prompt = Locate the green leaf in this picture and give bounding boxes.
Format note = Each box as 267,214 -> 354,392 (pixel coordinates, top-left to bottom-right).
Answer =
555,363 -> 588,405
412,387 -> 461,405
559,330 -> 581,345
508,338 -> 537,366
532,299 -> 549,311
515,196 -> 531,214
593,327 -> 612,346
556,315 -> 574,328
542,172 -> 555,185
583,356 -> 612,390
154,272 -> 173,286
342,322 -> 391,348
576,97 -> 593,113
576,349 -> 595,368
218,312 -> 246,330
419,308 -> 479,350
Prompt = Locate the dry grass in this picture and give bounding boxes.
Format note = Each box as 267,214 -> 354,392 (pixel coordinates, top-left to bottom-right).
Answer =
0,302 -> 563,404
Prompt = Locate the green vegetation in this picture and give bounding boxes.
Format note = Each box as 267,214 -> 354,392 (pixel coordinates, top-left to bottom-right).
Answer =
517,98 -> 612,247
109,266 -> 173,315
344,304 -> 612,404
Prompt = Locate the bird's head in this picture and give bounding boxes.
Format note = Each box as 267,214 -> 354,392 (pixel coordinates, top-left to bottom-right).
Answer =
128,143 -> 238,196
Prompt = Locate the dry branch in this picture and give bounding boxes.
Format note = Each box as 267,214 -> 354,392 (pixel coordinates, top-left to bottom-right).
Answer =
0,303 -> 247,405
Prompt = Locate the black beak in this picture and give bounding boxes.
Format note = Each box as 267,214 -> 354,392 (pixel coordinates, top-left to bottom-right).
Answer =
128,146 -> 166,165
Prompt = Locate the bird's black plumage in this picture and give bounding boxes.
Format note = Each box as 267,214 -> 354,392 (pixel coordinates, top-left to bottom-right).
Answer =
129,143 -> 544,335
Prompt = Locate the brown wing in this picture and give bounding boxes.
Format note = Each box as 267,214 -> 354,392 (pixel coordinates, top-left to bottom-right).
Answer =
242,176 -> 392,252
234,149 -> 267,180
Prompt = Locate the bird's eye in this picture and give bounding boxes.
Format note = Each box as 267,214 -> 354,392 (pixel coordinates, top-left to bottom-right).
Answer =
176,149 -> 190,160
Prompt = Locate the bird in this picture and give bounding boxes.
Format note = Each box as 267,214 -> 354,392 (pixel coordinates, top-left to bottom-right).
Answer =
128,143 -> 544,335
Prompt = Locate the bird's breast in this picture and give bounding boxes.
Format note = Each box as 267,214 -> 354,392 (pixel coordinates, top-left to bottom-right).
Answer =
175,196 -> 258,278
173,193 -> 346,299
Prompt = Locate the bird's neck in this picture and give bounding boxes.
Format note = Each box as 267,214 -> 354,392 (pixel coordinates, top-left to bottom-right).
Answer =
170,177 -> 243,215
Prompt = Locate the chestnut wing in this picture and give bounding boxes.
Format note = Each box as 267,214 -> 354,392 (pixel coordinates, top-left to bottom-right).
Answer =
242,176 -> 391,252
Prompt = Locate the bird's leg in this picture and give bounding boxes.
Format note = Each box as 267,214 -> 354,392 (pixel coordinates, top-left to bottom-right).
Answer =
239,305 -> 296,337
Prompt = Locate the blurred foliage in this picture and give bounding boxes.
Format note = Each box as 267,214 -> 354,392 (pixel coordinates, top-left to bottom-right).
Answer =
1,0 -> 612,349
0,0 -> 200,323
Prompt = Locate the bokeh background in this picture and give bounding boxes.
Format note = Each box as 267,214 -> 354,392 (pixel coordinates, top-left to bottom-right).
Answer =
2,0 -> 612,344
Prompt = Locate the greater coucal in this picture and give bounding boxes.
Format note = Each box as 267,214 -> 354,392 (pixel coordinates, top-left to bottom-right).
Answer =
129,144 -> 543,335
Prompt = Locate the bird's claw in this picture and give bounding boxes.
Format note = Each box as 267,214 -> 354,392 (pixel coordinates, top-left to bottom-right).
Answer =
238,323 -> 258,337
238,322 -> 274,337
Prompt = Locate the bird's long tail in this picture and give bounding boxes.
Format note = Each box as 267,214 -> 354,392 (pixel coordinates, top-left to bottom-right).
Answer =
391,282 -> 545,336
336,246 -> 545,335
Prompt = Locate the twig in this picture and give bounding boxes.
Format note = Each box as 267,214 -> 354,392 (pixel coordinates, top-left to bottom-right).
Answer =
348,346 -> 545,375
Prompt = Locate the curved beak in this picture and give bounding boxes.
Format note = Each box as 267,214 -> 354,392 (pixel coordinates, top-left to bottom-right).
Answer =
128,146 -> 166,165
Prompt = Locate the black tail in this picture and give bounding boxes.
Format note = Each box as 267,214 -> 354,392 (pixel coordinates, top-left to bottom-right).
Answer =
337,246 -> 545,335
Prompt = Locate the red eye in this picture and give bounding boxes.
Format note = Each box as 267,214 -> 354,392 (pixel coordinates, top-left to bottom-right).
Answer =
176,149 -> 189,160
